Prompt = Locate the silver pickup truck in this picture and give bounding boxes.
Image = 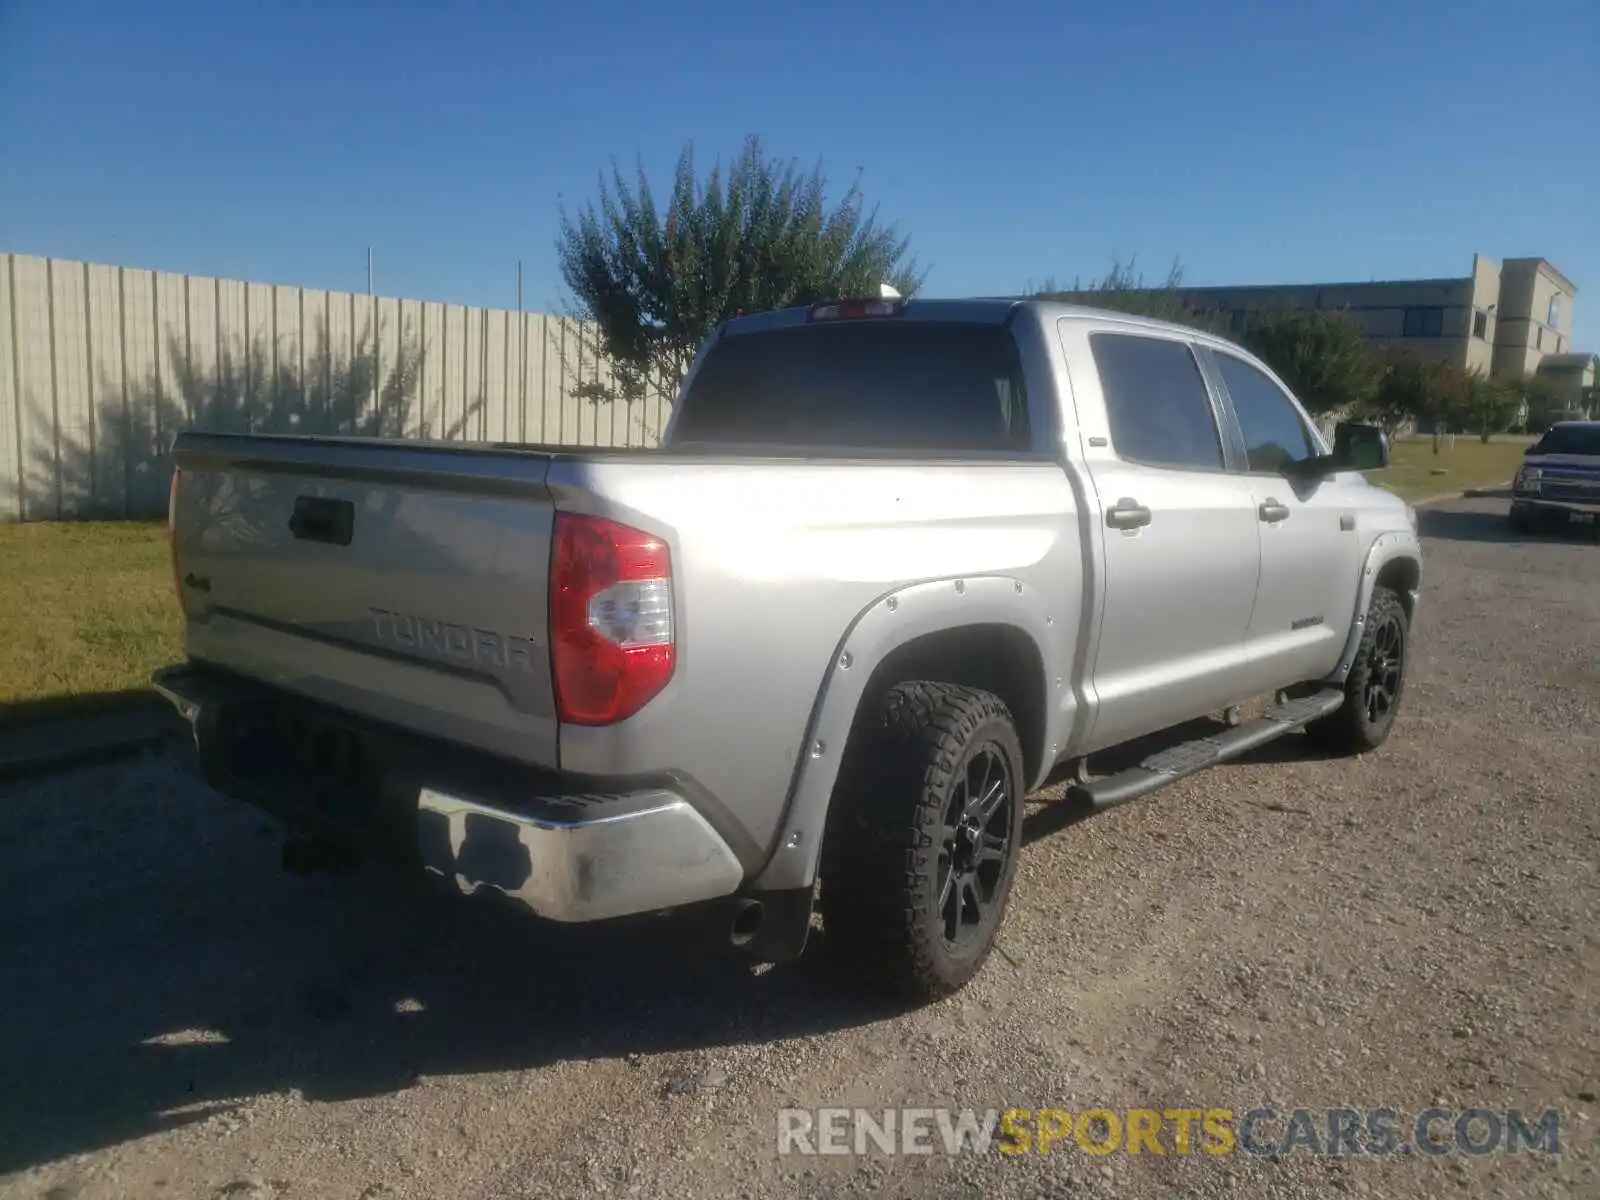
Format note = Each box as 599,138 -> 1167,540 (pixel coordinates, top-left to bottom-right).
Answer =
154,297 -> 1423,1001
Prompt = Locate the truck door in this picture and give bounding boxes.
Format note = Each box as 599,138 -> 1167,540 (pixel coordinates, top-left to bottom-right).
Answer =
1207,349 -> 1364,689
1062,324 -> 1264,753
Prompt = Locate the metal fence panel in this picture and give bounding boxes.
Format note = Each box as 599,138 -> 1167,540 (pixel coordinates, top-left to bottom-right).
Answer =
0,252 -> 675,521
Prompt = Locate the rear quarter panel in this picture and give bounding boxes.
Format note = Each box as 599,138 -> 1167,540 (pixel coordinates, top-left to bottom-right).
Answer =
547,455 -> 1083,871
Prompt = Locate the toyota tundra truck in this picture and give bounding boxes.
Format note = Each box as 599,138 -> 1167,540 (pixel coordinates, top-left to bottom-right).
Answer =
153,296 -> 1423,1001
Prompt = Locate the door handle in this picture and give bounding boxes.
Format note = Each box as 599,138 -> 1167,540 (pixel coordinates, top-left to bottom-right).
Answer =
1106,498 -> 1152,530
288,495 -> 355,546
1258,499 -> 1291,524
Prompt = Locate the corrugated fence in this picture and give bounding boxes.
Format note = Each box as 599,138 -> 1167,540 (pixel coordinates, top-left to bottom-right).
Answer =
0,252 -> 673,521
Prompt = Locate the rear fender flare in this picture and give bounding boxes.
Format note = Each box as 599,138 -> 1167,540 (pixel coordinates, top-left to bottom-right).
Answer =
748,575 -> 1057,894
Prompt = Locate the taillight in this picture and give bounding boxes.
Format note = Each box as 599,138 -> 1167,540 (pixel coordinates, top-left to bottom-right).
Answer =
549,513 -> 674,725
167,466 -> 185,614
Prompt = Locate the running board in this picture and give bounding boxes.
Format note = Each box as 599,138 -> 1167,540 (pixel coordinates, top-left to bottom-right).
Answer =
1067,689 -> 1345,812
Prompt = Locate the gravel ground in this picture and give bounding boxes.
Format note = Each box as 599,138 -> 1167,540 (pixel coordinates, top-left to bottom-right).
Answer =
1,497 -> 1596,1200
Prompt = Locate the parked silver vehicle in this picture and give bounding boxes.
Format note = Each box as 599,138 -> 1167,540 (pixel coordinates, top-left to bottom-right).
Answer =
153,297 -> 1423,1000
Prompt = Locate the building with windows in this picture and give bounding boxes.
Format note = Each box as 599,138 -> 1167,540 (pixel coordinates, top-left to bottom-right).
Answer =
1535,352 -> 1600,412
1141,255 -> 1588,405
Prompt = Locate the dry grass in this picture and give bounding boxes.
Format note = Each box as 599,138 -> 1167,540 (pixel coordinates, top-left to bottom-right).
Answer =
1365,435 -> 1530,502
0,522 -> 183,710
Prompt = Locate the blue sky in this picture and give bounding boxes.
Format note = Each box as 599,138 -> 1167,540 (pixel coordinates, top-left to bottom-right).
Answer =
3,0 -> 1597,347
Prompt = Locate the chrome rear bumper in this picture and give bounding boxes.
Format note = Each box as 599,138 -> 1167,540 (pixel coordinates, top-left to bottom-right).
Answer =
152,664 -> 744,923
415,787 -> 743,922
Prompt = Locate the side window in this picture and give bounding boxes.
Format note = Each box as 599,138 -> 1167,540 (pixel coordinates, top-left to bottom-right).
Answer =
1089,334 -> 1224,471
1215,353 -> 1321,472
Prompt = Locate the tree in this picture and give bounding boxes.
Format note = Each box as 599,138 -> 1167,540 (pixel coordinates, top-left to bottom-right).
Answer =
1035,261 -> 1382,417
1236,309 -> 1381,418
1504,374 -> 1569,433
1460,371 -> 1520,442
1361,352 -> 1428,437
1363,351 -> 1464,447
556,136 -> 924,405
1034,256 -> 1227,334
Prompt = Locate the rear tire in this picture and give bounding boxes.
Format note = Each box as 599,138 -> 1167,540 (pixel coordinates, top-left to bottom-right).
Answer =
818,681 -> 1026,1004
1305,586 -> 1409,754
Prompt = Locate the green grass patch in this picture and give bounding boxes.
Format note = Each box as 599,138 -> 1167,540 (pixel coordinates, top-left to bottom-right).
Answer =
1364,437 -> 1530,503
0,522 -> 183,709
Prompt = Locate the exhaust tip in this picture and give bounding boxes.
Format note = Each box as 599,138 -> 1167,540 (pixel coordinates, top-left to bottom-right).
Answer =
728,898 -> 764,949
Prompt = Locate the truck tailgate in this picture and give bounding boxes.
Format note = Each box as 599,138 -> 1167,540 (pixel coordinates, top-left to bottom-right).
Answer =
170,433 -> 562,767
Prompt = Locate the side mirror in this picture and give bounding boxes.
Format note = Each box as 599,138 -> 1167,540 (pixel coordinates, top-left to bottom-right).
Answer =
1333,421 -> 1389,471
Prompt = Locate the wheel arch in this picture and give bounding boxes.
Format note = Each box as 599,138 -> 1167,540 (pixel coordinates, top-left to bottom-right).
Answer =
846,624 -> 1049,786
1326,532 -> 1422,686
1376,554 -> 1421,623
749,575 -> 1060,894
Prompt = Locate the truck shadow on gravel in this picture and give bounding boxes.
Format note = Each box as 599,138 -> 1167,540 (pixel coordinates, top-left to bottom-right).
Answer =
1416,508 -> 1519,544
0,709 -> 1356,1175
1417,505 -> 1598,545
0,750 -> 910,1175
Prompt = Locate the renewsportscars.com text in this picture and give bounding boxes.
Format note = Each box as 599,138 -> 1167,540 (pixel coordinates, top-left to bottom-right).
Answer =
776,1106 -> 1563,1159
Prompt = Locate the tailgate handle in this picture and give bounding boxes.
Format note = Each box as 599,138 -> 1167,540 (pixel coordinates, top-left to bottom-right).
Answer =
288,496 -> 354,546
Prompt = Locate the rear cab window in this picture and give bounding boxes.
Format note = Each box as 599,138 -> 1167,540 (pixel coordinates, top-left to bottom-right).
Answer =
1088,333 -> 1225,471
671,320 -> 1033,453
